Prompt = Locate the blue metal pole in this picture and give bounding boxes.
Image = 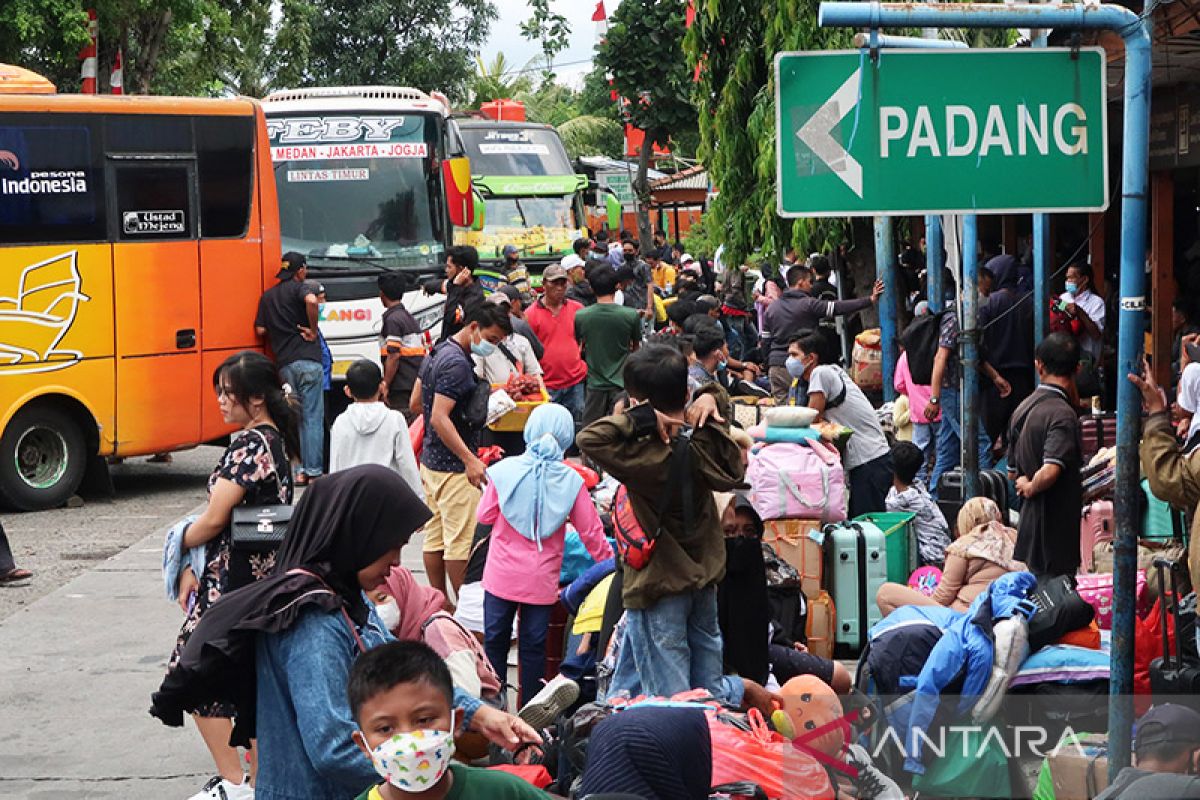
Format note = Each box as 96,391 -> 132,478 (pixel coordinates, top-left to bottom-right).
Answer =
818,2 -> 1149,775
1110,12 -> 1153,780
875,216 -> 898,401
1033,213 -> 1051,343
926,215 -> 944,312
961,215 -> 981,499
1032,6 -> 1051,345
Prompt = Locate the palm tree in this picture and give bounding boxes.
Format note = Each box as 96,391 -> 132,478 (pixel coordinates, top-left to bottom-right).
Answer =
470,53 -> 535,108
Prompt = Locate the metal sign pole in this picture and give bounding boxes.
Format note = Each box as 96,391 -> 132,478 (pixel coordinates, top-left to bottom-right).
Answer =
818,2 -> 1150,776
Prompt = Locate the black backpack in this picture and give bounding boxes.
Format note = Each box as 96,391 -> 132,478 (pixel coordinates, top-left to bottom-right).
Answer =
900,311 -> 946,385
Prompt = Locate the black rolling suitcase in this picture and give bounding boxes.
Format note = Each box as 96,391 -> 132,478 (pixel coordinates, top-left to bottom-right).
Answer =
936,467 -> 1010,531
1149,557 -> 1200,710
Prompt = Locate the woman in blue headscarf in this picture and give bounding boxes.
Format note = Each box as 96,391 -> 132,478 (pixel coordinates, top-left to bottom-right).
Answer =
478,403 -> 613,706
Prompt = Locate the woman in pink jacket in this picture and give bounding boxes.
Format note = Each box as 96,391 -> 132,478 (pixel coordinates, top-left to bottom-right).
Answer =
478,403 -> 612,708
894,336 -> 941,484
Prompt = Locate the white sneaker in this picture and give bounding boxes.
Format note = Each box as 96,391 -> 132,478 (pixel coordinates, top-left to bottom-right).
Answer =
187,775 -> 254,800
845,744 -> 903,800
517,674 -> 580,729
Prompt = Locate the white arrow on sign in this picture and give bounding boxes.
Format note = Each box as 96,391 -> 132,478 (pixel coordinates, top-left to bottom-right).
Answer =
796,67 -> 863,198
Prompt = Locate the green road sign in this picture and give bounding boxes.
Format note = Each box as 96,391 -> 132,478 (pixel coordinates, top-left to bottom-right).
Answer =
775,48 -> 1108,217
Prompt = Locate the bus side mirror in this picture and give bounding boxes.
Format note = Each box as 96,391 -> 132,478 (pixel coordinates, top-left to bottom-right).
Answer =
443,157 -> 474,228
471,190 -> 486,232
605,192 -> 622,230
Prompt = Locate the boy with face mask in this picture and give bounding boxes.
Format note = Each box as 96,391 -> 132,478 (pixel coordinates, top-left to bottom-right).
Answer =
788,330 -> 893,517
350,641 -> 552,800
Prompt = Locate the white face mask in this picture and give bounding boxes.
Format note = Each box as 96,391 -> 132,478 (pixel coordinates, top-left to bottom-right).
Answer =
374,599 -> 400,633
365,711 -> 456,791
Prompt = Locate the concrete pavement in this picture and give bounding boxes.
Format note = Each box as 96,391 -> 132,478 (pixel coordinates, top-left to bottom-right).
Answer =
0,501 -> 433,799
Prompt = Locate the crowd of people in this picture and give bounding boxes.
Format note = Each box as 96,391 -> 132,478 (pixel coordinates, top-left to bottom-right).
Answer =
143,236 -> 1200,800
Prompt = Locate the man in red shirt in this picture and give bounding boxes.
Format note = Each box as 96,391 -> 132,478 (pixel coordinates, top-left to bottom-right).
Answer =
525,264 -> 587,424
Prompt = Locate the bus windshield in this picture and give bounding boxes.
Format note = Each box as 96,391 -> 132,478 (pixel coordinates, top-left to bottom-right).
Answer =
269,113 -> 442,267
483,195 -> 575,231
460,126 -> 573,176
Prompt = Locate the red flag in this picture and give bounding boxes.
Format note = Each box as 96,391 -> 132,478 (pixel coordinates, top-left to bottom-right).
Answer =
109,48 -> 123,95
592,1 -> 607,22
686,0 -> 696,29
79,9 -> 98,94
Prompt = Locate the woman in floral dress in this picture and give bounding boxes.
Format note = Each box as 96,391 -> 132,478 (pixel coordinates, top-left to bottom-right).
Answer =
168,351 -> 299,800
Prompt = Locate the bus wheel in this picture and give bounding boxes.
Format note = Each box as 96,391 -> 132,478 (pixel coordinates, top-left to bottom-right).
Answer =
0,405 -> 87,511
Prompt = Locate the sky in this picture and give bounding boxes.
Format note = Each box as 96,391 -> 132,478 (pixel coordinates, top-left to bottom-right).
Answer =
478,0 -> 615,89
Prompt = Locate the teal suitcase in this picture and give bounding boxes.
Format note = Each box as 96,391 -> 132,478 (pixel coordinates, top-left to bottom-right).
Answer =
1142,479 -> 1187,541
823,520 -> 887,657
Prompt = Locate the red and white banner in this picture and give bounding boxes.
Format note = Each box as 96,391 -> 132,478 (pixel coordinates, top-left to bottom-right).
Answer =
79,9 -> 98,94
593,1 -> 607,41
109,48 -> 123,95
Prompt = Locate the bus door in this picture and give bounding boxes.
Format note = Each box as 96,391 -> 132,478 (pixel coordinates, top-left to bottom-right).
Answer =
106,153 -> 202,453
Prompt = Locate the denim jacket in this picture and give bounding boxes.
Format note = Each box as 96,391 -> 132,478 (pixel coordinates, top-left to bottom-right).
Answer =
254,604 -> 482,800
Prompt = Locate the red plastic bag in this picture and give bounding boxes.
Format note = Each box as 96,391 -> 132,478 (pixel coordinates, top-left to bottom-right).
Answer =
409,414 -> 424,461
1134,597 -> 1175,715
486,764 -> 552,789
706,708 -> 834,799
566,460 -> 600,490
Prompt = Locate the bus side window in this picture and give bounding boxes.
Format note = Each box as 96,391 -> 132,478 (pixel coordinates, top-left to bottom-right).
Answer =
113,164 -> 194,241
195,116 -> 254,238
0,112 -> 106,244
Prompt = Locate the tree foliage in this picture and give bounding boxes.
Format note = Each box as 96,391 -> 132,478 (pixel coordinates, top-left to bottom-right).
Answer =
300,0 -> 496,103
557,115 -> 623,160
597,0 -> 696,250
470,53 -> 534,107
685,0 -> 855,266
520,0 -> 570,86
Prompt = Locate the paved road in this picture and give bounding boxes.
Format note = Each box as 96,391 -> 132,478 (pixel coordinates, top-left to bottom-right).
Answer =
0,450 -> 431,799
0,446 -> 220,622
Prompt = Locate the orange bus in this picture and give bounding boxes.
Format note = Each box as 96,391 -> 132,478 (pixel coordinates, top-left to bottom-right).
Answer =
0,67 -> 280,510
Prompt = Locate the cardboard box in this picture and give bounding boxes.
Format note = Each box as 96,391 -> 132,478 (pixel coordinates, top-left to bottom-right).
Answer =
763,519 -> 824,598
805,590 -> 835,660
1048,733 -> 1109,800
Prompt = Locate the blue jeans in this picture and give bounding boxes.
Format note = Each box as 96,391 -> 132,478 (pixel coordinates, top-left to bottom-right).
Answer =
280,359 -> 325,477
930,383 -> 993,497
549,381 -> 585,427
483,592 -> 554,706
911,421 -> 939,486
606,585 -> 744,706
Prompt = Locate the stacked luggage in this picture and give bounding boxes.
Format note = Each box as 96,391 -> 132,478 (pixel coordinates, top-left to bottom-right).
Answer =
746,437 -> 917,659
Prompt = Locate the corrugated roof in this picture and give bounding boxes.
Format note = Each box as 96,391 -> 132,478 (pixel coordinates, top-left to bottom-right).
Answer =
649,164 -> 709,191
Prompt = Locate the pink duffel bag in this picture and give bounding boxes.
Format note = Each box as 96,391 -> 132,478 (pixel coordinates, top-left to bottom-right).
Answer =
747,440 -> 847,523
1076,570 -> 1147,629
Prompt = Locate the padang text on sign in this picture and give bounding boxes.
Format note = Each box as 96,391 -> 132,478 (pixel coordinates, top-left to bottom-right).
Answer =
879,103 -> 1089,159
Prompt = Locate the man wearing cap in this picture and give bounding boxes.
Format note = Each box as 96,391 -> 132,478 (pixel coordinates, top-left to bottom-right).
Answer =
495,284 -> 543,360
563,253 -> 595,307
1094,704 -> 1200,799
500,243 -> 531,295
526,263 -> 588,424
255,252 -> 325,483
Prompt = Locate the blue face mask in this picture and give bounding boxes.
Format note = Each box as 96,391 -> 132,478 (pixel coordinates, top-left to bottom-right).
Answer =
717,358 -> 728,372
471,337 -> 497,357
786,356 -> 806,379
1065,282 -> 1079,294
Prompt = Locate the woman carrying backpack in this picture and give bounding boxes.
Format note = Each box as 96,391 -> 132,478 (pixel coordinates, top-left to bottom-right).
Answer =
479,404 -> 613,706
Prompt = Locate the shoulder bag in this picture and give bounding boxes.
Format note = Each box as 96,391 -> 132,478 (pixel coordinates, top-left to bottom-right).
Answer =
230,428 -> 293,552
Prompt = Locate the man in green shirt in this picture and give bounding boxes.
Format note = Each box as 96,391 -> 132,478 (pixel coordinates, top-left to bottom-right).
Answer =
574,265 -> 642,425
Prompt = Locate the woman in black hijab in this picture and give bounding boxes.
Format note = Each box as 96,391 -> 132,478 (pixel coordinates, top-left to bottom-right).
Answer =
151,465 -> 538,799
717,494 -> 771,685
